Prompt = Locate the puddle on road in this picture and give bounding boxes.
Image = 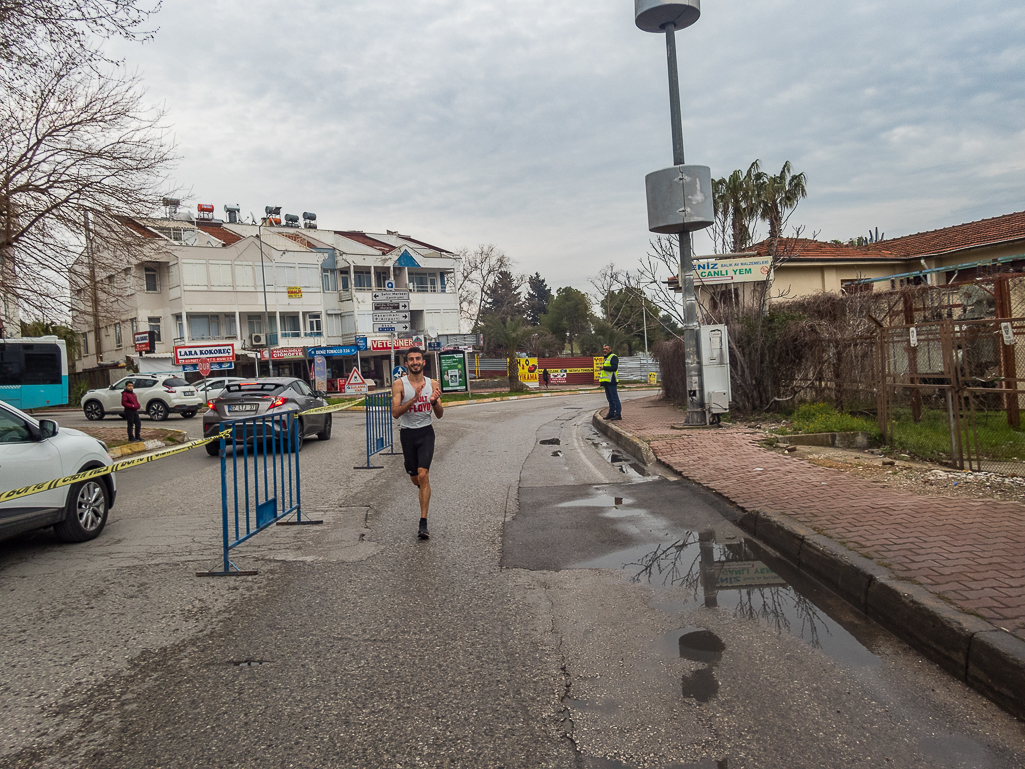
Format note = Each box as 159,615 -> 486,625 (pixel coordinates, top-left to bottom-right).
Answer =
571,528 -> 880,672
540,438 -> 561,445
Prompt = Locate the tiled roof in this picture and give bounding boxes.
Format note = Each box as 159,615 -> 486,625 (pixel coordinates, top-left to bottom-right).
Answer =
394,235 -> 453,255
750,238 -> 900,260
334,231 -> 393,253
197,223 -> 242,245
864,210 -> 1025,257
114,215 -> 160,239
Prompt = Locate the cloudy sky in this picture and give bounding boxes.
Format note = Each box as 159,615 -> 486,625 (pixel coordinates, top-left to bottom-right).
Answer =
107,0 -> 1025,291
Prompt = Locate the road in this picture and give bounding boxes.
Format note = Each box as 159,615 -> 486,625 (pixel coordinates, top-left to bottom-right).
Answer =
2,392 -> 1024,768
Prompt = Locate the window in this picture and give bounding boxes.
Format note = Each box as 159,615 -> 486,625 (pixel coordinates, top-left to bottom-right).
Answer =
82,332 -> 89,355
224,314 -> 237,338
188,314 -> 220,340
307,313 -> 322,336
322,269 -> 338,292
299,265 -> 319,289
175,315 -> 184,339
148,317 -> 161,342
281,315 -> 301,338
114,323 -> 123,348
247,315 -> 263,336
327,313 -> 343,336
0,343 -> 62,386
275,264 -> 297,289
182,260 -> 207,288
0,408 -> 31,443
130,318 -> 138,334
410,272 -> 437,292
209,261 -> 233,288
375,271 -> 389,289
294,380 -> 314,397
236,263 -> 256,290
353,269 -> 372,290
841,279 -> 873,295
339,273 -> 350,291
144,266 -> 159,292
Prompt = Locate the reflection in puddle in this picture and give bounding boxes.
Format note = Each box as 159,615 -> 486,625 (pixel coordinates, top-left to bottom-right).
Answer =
680,666 -> 719,703
540,437 -> 561,445
677,629 -> 725,664
582,530 -> 879,670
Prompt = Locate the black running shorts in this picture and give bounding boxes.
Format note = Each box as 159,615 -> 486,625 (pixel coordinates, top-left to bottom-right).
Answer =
400,424 -> 435,476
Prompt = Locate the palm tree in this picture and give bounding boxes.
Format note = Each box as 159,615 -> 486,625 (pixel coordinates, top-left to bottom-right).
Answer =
483,316 -> 532,392
759,161 -> 807,241
714,160 -> 764,253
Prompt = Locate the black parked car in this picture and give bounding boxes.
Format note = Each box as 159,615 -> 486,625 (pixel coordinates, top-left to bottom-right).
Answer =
202,378 -> 332,456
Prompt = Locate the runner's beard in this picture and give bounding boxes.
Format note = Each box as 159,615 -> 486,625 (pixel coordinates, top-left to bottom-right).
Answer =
408,361 -> 424,374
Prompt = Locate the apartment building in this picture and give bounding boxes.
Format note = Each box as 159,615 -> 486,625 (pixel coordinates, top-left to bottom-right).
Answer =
71,207 -> 462,386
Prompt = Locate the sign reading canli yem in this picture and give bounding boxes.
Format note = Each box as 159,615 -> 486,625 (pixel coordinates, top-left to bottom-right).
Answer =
692,254 -> 773,285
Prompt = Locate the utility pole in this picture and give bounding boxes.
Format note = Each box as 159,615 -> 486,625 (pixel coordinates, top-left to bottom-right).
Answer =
259,206 -> 280,377
84,211 -> 103,365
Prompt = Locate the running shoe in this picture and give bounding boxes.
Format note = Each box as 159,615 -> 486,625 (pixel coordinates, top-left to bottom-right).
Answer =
418,521 -> 430,540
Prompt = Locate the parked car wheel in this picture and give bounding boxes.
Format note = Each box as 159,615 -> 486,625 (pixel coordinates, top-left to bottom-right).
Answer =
181,410 -> 197,419
316,415 -> 332,441
205,441 -> 220,457
53,479 -> 109,543
147,400 -> 169,421
83,401 -> 105,420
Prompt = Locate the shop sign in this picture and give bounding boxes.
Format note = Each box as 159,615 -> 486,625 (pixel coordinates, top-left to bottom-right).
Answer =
517,357 -> 539,384
693,255 -> 773,286
370,336 -> 425,352
134,331 -> 153,353
287,286 -> 303,298
307,345 -> 358,357
260,346 -> 306,360
173,343 -> 235,365
549,369 -> 568,384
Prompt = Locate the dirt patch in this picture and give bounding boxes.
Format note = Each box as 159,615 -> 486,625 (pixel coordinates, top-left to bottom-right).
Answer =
74,426 -> 187,449
776,444 -> 1025,504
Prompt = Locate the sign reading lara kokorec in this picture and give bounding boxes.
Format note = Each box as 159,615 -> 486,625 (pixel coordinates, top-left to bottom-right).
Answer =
173,343 -> 236,365
692,254 -> 773,285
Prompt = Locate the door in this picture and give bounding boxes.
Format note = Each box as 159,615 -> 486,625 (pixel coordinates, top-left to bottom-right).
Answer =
0,408 -> 65,534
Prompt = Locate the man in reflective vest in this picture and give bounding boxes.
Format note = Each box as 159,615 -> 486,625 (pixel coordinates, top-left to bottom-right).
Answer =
599,343 -> 621,420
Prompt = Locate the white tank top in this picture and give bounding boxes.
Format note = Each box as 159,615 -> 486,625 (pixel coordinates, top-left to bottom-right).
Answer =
398,376 -> 434,430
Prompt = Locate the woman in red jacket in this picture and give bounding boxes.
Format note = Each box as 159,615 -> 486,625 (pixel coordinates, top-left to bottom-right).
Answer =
122,380 -> 142,441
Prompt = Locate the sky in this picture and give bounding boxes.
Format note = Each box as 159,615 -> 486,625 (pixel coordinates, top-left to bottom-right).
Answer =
106,0 -> 1025,293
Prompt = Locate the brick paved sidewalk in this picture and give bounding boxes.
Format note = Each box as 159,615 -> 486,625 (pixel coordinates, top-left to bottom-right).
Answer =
616,395 -> 1025,640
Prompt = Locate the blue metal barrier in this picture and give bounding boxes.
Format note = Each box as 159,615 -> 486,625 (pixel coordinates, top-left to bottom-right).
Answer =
198,411 -> 321,577
355,392 -> 397,469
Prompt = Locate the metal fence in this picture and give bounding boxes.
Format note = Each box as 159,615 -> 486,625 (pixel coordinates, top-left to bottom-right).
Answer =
355,392 -> 398,470
877,316 -> 1025,476
199,411 -> 321,577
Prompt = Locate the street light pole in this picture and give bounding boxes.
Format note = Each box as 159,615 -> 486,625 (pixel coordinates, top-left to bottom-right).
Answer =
636,0 -> 712,425
258,206 -> 280,377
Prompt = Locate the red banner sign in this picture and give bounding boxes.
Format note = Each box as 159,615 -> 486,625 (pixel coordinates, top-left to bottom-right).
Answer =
259,346 -> 306,360
369,336 -> 424,352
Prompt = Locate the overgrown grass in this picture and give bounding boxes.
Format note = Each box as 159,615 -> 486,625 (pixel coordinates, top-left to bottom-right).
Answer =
890,407 -> 1025,461
785,402 -> 881,437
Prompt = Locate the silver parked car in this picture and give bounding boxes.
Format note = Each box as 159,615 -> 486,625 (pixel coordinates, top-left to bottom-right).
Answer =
202,378 -> 332,456
195,376 -> 247,403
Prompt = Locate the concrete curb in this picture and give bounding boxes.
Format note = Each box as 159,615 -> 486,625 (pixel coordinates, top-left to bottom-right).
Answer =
108,432 -> 187,458
337,386 -> 661,412
598,416 -> 1025,721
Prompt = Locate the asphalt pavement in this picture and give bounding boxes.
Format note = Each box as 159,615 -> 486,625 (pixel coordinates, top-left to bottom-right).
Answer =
2,392 -> 1024,768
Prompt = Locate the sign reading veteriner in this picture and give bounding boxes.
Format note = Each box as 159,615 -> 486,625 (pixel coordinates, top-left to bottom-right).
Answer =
692,254 -> 773,286
439,352 -> 469,394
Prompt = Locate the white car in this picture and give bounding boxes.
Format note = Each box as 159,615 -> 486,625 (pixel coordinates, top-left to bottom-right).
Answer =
0,400 -> 116,544
82,375 -> 203,421
195,376 -> 247,403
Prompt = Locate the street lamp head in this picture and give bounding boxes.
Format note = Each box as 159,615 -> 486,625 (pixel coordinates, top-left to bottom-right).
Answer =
634,0 -> 700,33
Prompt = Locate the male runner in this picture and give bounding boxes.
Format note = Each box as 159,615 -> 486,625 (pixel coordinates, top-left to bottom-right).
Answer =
391,347 -> 443,539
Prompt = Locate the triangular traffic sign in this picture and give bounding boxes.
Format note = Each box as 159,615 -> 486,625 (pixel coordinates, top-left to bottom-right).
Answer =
346,368 -> 366,387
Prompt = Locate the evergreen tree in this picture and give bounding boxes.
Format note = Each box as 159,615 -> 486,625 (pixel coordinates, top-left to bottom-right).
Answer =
478,270 -> 524,326
524,272 -> 551,326
543,287 -> 592,356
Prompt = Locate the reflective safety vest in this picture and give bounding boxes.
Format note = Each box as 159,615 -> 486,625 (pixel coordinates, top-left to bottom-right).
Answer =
599,353 -> 618,384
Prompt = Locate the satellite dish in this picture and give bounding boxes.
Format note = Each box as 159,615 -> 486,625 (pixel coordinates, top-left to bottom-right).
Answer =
182,230 -> 199,246
427,326 -> 439,339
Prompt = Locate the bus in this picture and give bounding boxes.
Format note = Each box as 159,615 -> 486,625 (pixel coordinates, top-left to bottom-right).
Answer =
0,336 -> 69,410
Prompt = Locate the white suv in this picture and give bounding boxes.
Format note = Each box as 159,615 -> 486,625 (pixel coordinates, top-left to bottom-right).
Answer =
0,400 -> 116,544
82,375 -> 203,422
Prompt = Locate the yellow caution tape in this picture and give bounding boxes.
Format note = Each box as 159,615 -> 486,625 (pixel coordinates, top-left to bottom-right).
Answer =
1,399 -> 371,504
0,430 -> 232,505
